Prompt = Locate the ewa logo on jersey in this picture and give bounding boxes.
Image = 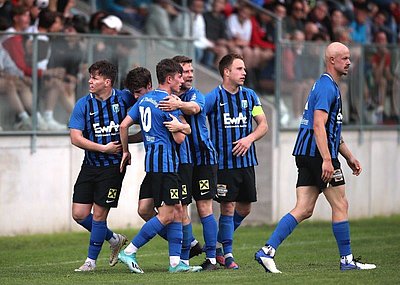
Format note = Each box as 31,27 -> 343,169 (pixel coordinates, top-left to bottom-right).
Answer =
93,121 -> 119,136
223,113 -> 247,128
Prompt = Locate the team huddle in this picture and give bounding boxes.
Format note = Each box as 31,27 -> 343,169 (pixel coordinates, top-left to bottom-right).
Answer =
69,43 -> 376,275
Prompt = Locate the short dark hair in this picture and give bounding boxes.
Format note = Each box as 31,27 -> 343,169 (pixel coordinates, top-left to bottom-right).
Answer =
218,53 -> 243,77
38,9 -> 60,29
88,60 -> 117,85
125,67 -> 152,93
172,55 -> 192,64
156,58 -> 183,84
11,5 -> 28,19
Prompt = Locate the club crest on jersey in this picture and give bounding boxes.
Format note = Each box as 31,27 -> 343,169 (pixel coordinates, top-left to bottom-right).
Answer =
241,100 -> 248,109
112,104 -> 120,113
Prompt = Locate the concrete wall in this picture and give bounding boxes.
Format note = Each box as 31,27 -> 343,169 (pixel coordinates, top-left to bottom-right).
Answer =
1,125 -> 399,236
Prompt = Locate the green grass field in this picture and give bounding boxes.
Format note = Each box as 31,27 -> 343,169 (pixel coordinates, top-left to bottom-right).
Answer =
0,215 -> 399,285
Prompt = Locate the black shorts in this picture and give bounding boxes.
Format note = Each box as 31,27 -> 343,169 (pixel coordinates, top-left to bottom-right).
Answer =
192,164 -> 218,201
215,167 -> 257,203
295,156 -> 345,192
179,163 -> 193,205
139,172 -> 181,208
73,164 -> 125,208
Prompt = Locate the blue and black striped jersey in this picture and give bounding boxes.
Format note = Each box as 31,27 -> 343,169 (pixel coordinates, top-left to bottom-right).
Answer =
292,73 -> 343,158
181,87 -> 217,166
68,88 -> 136,166
204,85 -> 261,170
128,89 -> 181,173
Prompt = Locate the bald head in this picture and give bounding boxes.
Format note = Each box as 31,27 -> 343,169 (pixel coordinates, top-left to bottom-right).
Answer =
325,42 -> 349,63
324,42 -> 351,80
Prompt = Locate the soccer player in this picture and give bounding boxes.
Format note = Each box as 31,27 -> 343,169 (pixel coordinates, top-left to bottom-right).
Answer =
118,58 -> 201,273
158,55 -> 219,270
204,53 -> 268,269
69,60 -> 135,272
254,42 -> 376,273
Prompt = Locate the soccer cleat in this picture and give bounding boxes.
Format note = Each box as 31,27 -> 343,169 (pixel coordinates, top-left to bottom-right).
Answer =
216,247 -> 225,266
169,261 -> 202,273
189,241 -> 203,259
118,251 -> 144,274
255,247 -> 282,273
225,257 -> 239,269
109,234 -> 128,266
340,256 -> 376,271
200,259 -> 218,271
74,261 -> 95,272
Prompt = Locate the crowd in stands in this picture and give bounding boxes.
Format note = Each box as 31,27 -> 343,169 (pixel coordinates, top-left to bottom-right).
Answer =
0,0 -> 399,130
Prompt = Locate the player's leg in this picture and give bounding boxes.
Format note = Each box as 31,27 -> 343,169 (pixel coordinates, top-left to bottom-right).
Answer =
73,165 -> 127,270
324,182 -> 376,270
255,185 -> 319,273
193,165 -> 218,270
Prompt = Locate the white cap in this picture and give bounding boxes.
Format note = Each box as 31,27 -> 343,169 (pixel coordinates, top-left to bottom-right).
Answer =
101,15 -> 123,32
35,0 -> 49,9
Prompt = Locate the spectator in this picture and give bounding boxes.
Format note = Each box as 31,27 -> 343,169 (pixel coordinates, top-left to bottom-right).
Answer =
144,0 -> 175,49
203,0 -> 231,69
329,8 -> 349,41
349,2 -> 372,44
47,18 -> 86,115
0,46 -> 38,130
0,0 -> 13,29
4,6 -> 67,130
93,15 -> 123,66
88,10 -> 108,33
281,30 -> 316,126
226,3 -> 256,69
371,30 -> 398,123
283,0 -> 305,39
306,0 -> 331,37
189,0 -> 214,62
96,0 -> 146,30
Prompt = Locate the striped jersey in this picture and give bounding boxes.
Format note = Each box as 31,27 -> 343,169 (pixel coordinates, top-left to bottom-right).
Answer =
204,85 -> 261,170
292,73 -> 343,158
180,87 -> 218,166
68,88 -> 136,166
128,89 -> 181,173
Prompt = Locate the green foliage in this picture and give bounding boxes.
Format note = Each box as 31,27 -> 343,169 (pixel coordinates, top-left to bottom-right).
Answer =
0,216 -> 399,284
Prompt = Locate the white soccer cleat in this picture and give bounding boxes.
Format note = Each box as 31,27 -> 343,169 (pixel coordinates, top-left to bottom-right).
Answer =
254,246 -> 282,274
109,234 -> 128,266
74,261 -> 95,272
340,256 -> 376,270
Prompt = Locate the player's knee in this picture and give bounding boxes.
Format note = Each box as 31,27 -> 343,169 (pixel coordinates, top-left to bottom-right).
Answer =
138,207 -> 154,222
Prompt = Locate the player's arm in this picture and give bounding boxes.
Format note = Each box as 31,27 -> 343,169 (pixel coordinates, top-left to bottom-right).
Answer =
338,137 -> 362,176
163,114 -> 191,135
232,107 -> 268,156
158,94 -> 200,115
313,109 -> 333,183
70,129 -> 121,154
119,115 -> 135,172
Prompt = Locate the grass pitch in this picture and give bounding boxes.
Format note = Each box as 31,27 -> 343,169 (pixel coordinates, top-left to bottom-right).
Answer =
0,215 -> 399,284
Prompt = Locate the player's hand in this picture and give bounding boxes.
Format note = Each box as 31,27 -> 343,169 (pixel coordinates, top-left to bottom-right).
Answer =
346,157 -> 362,176
163,114 -> 181,133
158,95 -> 181,111
232,137 -> 252,156
103,141 -> 122,154
120,151 -> 131,173
321,159 -> 334,183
